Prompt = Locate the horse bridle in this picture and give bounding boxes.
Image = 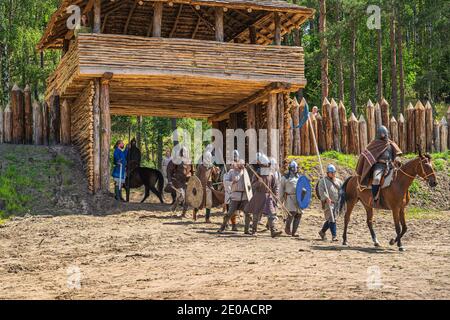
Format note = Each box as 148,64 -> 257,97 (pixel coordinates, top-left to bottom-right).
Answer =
398,157 -> 435,181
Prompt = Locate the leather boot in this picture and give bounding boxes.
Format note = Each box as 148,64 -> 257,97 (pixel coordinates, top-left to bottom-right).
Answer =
205,209 -> 212,223
218,215 -> 231,233
251,213 -> 259,235
268,218 -> 282,238
114,185 -> 121,201
372,185 -> 380,202
284,214 -> 293,235
193,209 -> 198,221
244,213 -> 252,234
292,214 -> 302,238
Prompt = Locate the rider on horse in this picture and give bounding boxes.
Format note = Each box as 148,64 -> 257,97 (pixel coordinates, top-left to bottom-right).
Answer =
356,126 -> 403,204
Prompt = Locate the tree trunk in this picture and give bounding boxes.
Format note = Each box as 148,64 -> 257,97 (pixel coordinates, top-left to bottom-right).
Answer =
390,12 -> 398,117
377,28 -> 383,102
319,0 -> 329,100
397,21 -> 405,114
350,21 -> 357,114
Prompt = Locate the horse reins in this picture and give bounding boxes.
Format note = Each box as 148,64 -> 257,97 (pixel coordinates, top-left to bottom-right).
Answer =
398,157 -> 435,181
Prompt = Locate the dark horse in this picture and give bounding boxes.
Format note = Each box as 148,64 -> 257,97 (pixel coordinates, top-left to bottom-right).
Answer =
125,168 -> 165,204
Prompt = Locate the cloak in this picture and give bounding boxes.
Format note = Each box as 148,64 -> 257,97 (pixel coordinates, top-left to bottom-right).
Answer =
356,139 -> 402,185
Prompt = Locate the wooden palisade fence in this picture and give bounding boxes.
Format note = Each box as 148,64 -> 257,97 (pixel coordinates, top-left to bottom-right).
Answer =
289,98 -> 450,156
0,84 -> 70,147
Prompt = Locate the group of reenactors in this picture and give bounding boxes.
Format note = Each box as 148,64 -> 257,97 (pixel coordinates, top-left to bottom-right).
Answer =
114,124 -> 402,242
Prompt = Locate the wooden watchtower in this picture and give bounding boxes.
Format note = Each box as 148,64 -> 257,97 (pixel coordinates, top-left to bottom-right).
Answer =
38,0 -> 314,193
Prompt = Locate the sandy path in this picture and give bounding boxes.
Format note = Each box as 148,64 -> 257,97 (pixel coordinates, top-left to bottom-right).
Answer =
0,195 -> 449,300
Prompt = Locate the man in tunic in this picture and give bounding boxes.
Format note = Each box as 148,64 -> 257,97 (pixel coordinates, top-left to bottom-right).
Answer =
356,126 -> 402,204
165,146 -> 193,216
218,159 -> 249,233
112,140 -> 129,202
318,165 -> 343,242
193,151 -> 223,223
280,161 -> 303,237
162,149 -> 172,185
222,150 -> 241,230
244,154 -> 282,238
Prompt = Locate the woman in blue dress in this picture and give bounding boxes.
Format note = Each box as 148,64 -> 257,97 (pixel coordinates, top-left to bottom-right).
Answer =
112,140 -> 129,201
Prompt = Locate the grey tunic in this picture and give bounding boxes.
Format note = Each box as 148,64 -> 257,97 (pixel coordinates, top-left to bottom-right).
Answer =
280,174 -> 301,213
244,173 -> 278,216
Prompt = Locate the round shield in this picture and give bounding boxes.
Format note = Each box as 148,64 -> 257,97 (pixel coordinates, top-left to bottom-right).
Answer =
186,176 -> 204,209
296,176 -> 312,210
243,169 -> 253,201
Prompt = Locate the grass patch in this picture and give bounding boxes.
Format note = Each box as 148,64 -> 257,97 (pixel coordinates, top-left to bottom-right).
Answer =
406,207 -> 443,220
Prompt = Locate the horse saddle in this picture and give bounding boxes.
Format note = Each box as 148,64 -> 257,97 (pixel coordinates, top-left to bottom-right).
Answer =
366,167 -> 395,190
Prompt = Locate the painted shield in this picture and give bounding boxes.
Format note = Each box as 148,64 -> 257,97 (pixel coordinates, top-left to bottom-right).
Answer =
296,176 -> 312,210
243,169 -> 253,201
186,176 -> 204,209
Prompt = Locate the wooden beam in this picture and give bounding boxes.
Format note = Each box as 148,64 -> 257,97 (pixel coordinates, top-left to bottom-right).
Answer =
153,2 -> 163,37
215,7 -> 224,42
274,12 -> 281,45
169,4 -> 184,38
93,79 -> 101,193
93,0 -> 101,34
192,17 -> 201,39
267,93 -> 277,158
249,25 -> 257,44
209,82 -> 292,122
124,0 -> 139,34
100,72 -> 113,192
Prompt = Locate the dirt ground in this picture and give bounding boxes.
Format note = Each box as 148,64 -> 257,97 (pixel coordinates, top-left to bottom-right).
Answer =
0,190 -> 449,300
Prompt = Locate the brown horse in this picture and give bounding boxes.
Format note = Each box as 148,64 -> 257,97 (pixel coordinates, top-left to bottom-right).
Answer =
338,151 -> 437,251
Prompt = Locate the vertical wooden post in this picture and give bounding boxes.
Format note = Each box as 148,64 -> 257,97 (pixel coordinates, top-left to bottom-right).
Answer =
359,115 -> 368,152
60,99 -> 71,145
42,102 -> 49,145
93,0 -> 101,33
32,101 -> 43,145
291,99 -> 300,155
100,73 -> 113,192
299,98 -> 310,156
322,97 -> 333,151
153,2 -> 163,37
215,7 -> 224,42
274,12 -> 281,45
0,107 -> 3,144
49,91 -> 60,145
390,116 -> 398,145
331,98 -> 340,152
366,99 -> 376,142
374,102 -> 382,130
446,106 -> 450,150
24,85 -> 33,144
3,104 -> 12,143
11,84 -> 24,144
380,98 -> 390,129
249,25 -> 257,44
433,120 -> 440,152
398,114 -> 406,152
247,104 -> 256,130
283,93 -> 292,165
348,113 -> 359,155
93,79 -> 101,193
425,101 -> 433,153
267,93 -> 277,159
316,113 -> 325,153
406,103 -> 415,153
414,101 -> 425,152
440,117 -> 448,152
277,93 -> 285,164
338,101 -> 348,153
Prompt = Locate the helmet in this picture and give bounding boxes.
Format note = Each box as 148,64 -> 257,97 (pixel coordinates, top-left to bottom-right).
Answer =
327,164 -> 337,174
289,161 -> 298,170
257,153 -> 270,166
376,126 -> 389,140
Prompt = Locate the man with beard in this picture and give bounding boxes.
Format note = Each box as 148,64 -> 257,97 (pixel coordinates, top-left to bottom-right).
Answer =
193,151 -> 223,223
356,126 -> 402,205
165,146 -> 193,216
218,159 -> 249,233
280,161 -> 303,237
244,153 -> 282,238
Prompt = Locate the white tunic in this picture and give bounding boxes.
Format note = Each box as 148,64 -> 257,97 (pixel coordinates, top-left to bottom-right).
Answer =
280,174 -> 302,213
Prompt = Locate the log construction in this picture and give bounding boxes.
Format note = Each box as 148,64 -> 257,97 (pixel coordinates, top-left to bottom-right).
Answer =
37,0 -> 315,193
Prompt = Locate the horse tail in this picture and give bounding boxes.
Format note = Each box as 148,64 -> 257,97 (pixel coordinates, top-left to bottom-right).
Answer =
338,177 -> 353,215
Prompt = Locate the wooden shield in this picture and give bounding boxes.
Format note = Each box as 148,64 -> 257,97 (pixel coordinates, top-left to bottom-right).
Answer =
243,169 -> 253,201
186,176 -> 204,209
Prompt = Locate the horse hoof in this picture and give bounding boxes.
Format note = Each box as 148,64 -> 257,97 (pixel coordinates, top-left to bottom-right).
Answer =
399,247 -> 405,252
389,239 -> 396,246
374,241 -> 381,248
343,241 -> 349,246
